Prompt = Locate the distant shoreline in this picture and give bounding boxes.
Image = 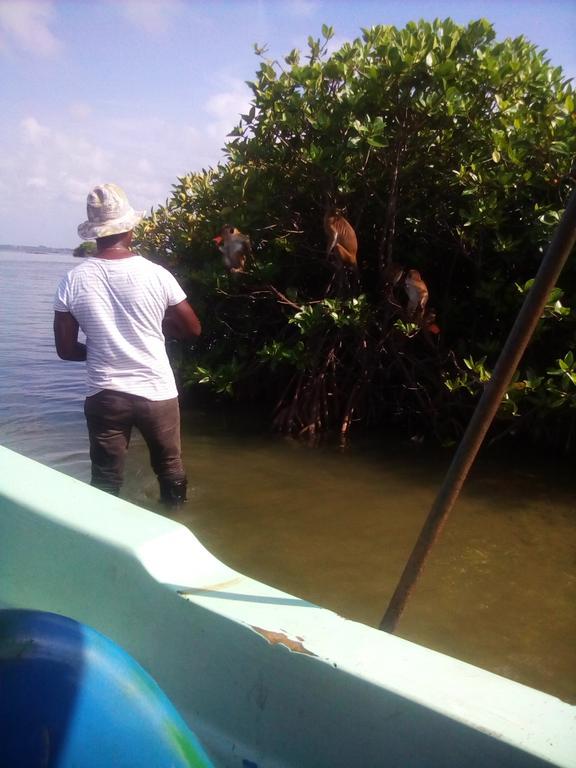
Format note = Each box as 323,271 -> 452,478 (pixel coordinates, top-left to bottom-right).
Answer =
0,244 -> 73,255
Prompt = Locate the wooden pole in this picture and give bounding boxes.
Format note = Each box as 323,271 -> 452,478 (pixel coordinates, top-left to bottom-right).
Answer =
379,188 -> 576,633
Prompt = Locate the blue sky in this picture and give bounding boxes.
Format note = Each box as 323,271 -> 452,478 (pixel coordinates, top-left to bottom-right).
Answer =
1,0 -> 574,248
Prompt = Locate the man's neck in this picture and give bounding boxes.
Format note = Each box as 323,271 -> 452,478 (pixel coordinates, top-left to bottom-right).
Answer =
95,245 -> 135,260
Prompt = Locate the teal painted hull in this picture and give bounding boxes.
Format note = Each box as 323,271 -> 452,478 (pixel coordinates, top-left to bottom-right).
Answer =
0,446 -> 574,768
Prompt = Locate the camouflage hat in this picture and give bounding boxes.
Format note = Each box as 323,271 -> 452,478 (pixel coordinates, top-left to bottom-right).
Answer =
77,183 -> 145,240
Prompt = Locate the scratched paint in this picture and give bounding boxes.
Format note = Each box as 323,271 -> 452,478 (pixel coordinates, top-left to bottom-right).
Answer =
250,626 -> 317,657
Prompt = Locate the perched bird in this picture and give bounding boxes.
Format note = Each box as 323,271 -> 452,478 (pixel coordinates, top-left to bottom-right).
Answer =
404,269 -> 429,320
323,207 -> 358,270
213,225 -> 251,273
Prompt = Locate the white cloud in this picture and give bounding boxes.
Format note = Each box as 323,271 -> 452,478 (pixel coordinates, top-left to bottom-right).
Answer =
0,0 -> 60,57
137,158 -> 153,174
204,78 -> 252,140
21,116 -> 50,144
285,0 -> 318,18
26,176 -> 48,189
116,0 -> 185,36
68,102 -> 94,121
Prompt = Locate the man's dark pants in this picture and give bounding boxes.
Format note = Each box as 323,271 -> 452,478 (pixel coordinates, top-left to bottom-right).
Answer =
84,389 -> 186,503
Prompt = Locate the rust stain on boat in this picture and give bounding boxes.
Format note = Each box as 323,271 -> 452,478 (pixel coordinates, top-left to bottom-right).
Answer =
251,626 -> 317,656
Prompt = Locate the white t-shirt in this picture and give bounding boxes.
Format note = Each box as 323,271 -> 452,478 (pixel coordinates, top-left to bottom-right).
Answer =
54,255 -> 187,400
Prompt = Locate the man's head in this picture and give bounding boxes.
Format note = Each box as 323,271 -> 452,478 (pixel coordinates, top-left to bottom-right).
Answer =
77,184 -> 144,241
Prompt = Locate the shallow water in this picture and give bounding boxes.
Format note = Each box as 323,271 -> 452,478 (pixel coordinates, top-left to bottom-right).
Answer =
1,249 -> 575,702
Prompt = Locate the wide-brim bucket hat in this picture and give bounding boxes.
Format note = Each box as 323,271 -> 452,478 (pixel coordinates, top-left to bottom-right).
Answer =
78,183 -> 145,240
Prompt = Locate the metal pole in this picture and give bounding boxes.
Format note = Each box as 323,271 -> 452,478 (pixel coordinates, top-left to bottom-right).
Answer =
379,188 -> 576,633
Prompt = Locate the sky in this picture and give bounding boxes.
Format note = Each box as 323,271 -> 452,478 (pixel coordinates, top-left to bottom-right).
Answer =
0,0 -> 575,248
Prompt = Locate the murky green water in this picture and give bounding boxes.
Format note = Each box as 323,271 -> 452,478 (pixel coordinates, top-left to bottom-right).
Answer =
1,250 -> 575,702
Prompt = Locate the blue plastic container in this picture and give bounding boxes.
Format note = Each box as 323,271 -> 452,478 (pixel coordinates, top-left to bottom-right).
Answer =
0,609 -> 214,767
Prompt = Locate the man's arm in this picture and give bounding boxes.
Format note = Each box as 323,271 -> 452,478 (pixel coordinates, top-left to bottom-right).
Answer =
53,311 -> 87,361
163,300 -> 202,340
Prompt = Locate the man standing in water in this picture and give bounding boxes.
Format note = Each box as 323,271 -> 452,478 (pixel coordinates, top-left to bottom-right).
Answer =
53,183 -> 201,506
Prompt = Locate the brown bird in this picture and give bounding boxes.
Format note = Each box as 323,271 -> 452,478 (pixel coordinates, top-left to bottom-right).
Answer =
404,269 -> 429,320
213,225 -> 251,273
323,207 -> 358,270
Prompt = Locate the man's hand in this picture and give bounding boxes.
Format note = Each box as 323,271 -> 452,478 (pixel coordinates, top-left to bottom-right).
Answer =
53,311 -> 87,361
163,300 -> 202,340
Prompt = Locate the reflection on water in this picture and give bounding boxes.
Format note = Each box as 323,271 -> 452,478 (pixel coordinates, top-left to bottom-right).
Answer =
1,250 -> 575,703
